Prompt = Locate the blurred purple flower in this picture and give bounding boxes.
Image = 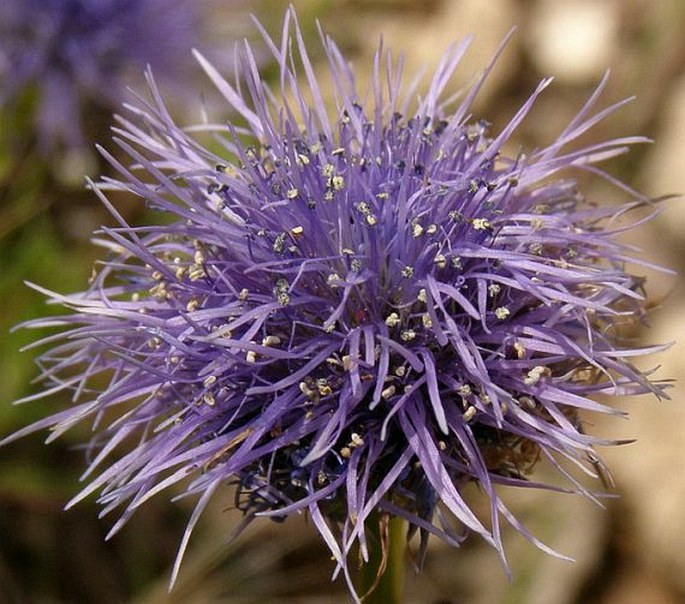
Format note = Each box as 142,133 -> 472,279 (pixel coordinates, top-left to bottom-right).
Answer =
4,9 -> 669,599
0,0 -> 214,151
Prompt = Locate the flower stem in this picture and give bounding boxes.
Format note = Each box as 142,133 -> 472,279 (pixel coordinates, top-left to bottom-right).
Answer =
359,513 -> 405,604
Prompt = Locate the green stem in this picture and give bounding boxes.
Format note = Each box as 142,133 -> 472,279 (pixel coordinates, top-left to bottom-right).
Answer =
359,513 -> 406,604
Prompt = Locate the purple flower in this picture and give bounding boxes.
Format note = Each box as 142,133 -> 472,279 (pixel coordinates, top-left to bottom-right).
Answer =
0,0 -> 210,151
5,9 -> 669,599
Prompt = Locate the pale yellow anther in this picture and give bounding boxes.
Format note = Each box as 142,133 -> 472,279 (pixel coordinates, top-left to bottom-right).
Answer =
384,312 -> 400,327
494,306 -> 510,320
524,365 -> 549,386
349,433 -> 364,448
381,385 -> 396,400
513,341 -> 526,359
462,406 -> 477,422
299,381 -> 318,401
488,284 -> 501,297
519,396 -> 536,409
188,265 -> 205,281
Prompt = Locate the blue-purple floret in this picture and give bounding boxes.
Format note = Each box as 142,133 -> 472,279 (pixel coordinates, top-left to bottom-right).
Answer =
5,10 -> 669,598
0,0 -> 202,149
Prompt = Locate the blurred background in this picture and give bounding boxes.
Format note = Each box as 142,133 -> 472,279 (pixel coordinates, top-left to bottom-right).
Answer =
1,0 -> 684,602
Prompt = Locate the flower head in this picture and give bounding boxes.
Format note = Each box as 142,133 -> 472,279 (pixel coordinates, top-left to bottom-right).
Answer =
5,10 -> 669,599
0,0 -> 211,151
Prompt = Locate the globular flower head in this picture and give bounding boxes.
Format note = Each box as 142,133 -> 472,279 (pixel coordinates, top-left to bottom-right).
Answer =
0,0 -> 212,151
6,10 -> 669,600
